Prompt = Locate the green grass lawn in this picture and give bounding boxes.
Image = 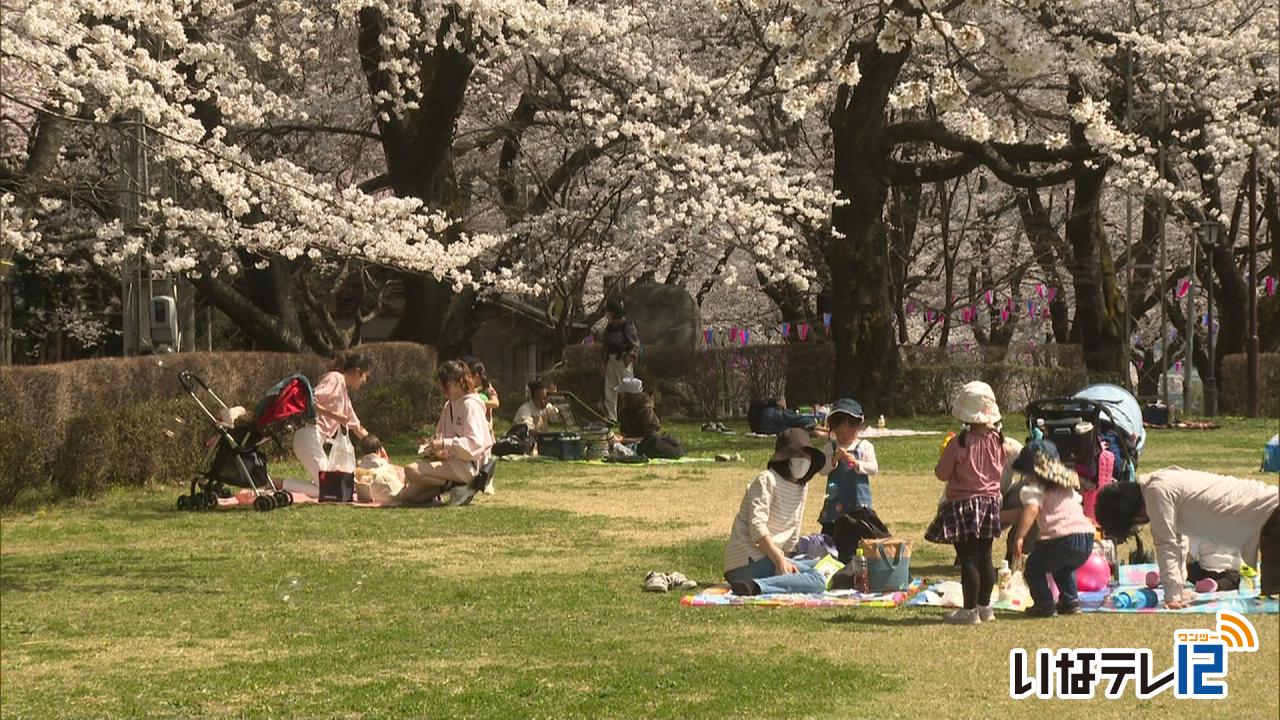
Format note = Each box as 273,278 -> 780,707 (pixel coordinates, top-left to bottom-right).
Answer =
2,417 -> 1278,718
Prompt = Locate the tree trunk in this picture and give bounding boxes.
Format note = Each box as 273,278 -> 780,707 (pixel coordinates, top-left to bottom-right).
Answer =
887,184 -> 922,344
827,44 -> 907,414
1064,166 -> 1127,376
1016,189 -> 1071,343
359,9 -> 477,353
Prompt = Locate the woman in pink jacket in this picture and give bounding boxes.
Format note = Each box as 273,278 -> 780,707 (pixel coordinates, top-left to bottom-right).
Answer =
399,360 -> 495,506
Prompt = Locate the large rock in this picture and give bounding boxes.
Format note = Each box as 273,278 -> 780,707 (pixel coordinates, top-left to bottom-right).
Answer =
624,282 -> 699,350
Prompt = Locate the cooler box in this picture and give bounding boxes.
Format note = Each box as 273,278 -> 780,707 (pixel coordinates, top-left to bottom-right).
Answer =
318,471 -> 354,503
537,432 -> 584,460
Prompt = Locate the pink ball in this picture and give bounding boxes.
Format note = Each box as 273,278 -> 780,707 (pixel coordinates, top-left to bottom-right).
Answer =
1145,571 -> 1161,589
1074,552 -> 1112,592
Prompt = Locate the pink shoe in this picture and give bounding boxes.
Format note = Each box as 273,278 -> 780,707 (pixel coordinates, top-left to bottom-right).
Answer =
1194,578 -> 1219,594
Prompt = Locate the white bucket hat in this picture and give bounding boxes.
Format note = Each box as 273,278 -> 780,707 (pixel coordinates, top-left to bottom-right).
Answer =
217,405 -> 249,426
951,381 -> 1001,425
616,378 -> 643,394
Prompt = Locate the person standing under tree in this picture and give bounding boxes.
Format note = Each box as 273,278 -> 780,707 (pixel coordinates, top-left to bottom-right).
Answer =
602,299 -> 641,423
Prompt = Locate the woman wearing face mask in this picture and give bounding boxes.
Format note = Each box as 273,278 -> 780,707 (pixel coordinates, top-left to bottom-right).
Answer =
723,428 -> 829,596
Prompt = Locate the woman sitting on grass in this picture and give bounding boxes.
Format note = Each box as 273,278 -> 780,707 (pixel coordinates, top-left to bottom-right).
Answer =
398,360 -> 495,507
723,428 -> 828,596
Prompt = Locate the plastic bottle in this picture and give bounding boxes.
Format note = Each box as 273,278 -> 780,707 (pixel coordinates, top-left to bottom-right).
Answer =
1112,588 -> 1159,609
1240,565 -> 1259,594
851,548 -> 870,594
994,559 -> 1013,604
877,414 -> 886,430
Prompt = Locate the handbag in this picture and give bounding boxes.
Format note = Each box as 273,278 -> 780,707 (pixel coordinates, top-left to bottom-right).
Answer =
860,538 -> 912,592
319,430 -> 356,503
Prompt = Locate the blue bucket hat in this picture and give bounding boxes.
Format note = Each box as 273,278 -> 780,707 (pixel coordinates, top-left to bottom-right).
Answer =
828,398 -> 864,423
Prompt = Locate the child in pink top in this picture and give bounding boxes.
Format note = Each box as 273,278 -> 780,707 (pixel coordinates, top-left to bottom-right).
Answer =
1011,441 -> 1098,617
926,381 -> 1010,625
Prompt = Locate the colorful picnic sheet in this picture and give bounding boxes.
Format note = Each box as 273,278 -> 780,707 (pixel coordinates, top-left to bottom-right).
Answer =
501,456 -> 716,465
681,578 -> 926,608
1080,586 -> 1277,614
215,493 -> 391,509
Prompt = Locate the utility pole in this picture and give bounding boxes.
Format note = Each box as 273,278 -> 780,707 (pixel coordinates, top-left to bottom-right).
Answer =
1182,235 -> 1196,414
1247,152 -> 1260,417
1200,221 -> 1220,416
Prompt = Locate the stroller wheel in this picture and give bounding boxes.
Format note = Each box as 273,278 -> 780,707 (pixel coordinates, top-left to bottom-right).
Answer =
212,482 -> 232,499
177,495 -> 190,511
202,490 -> 219,510
274,491 -> 292,507
253,495 -> 274,512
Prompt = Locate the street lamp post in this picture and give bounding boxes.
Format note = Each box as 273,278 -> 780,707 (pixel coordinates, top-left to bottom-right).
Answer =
1198,221 -> 1221,416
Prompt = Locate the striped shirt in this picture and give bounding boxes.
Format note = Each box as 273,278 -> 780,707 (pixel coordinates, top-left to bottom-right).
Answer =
724,469 -> 808,572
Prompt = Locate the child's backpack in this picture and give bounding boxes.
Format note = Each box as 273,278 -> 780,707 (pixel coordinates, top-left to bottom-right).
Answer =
832,506 -> 890,563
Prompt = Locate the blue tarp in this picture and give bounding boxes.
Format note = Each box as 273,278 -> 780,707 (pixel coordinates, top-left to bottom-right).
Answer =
1074,383 -> 1146,457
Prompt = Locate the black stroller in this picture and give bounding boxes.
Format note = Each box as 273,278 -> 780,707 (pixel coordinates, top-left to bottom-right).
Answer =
1024,383 -> 1150,562
177,371 -> 313,512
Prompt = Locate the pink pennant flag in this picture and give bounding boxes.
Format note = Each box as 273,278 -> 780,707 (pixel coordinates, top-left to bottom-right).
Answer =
1137,359 -> 1144,370
1177,279 -> 1190,298
798,323 -> 811,341
1047,287 -> 1057,302
925,310 -> 935,323
1037,283 -> 1046,298
1006,298 -> 1015,311
1000,308 -> 1010,323
730,327 -> 739,344
1266,276 -> 1277,296
1041,307 -> 1050,318
984,290 -> 994,306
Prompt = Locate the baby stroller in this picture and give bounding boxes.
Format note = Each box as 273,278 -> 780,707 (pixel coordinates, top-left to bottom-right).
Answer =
1025,383 -> 1145,486
1024,383 -> 1150,562
177,371 -> 314,512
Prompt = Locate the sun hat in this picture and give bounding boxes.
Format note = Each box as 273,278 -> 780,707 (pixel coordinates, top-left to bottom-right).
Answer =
217,405 -> 248,426
616,378 -> 643,394
767,427 -> 826,482
951,381 -> 1001,425
1012,440 -> 1080,490
828,398 -> 864,423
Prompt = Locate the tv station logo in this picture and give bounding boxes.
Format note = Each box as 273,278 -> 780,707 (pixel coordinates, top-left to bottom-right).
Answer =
1010,610 -> 1260,700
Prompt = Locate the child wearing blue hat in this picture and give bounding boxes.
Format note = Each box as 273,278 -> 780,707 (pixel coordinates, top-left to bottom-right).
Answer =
817,399 -> 879,535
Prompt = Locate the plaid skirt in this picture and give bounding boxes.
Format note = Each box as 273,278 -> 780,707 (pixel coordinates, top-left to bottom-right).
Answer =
925,495 -> 1002,544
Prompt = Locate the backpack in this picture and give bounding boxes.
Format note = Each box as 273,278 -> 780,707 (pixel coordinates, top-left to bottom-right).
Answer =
493,424 -> 536,457
831,505 -> 891,564
638,433 -> 684,459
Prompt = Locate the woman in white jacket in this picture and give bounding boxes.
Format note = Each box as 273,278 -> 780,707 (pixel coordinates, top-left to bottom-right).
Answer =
399,360 -> 495,506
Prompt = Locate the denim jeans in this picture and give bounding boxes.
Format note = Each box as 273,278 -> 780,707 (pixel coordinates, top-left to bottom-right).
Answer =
724,556 -> 827,595
1025,532 -> 1094,609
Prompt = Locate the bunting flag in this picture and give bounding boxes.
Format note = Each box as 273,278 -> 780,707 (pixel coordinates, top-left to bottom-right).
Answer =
780,322 -> 791,338
822,312 -> 832,328
984,289 -> 994,305
1027,300 -> 1036,318
1174,360 -> 1183,374
799,323 -> 811,340
1000,307 -> 1010,323
742,328 -> 750,345
1037,283 -> 1046,298
1201,312 -> 1210,327
1177,279 -> 1191,298
584,335 -> 595,345
729,327 -> 739,345
1006,298 -> 1015,311
704,328 -> 714,345
1041,307 -> 1050,318
1047,287 -> 1057,302
1267,276 -> 1277,296
1137,359 -> 1144,370
905,301 -> 916,314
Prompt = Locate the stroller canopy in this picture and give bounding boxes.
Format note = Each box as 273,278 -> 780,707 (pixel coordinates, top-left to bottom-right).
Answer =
1074,383 -> 1145,456
255,374 -> 316,428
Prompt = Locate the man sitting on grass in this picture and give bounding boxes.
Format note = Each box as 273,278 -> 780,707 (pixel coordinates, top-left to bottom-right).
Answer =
1095,467 -> 1279,608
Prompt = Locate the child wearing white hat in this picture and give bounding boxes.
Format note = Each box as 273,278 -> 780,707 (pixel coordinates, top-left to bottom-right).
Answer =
926,381 -> 1010,625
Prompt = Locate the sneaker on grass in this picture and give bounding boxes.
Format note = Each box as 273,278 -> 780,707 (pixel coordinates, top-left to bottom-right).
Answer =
643,571 -> 670,592
667,572 -> 697,591
944,608 -> 981,625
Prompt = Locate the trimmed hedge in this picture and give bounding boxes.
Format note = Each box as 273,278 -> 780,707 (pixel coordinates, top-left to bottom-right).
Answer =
1220,353 -> 1280,417
0,343 -> 439,505
545,342 -> 1090,420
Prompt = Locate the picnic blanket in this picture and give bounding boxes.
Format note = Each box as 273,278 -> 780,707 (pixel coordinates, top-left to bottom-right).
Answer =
681,578 -> 926,608
1080,586 -> 1277,614
500,456 -> 716,465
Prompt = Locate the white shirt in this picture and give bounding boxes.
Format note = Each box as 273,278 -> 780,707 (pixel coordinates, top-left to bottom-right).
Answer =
724,469 -> 808,572
512,400 -> 565,434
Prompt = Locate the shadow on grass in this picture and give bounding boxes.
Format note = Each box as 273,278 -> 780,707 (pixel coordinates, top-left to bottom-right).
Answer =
819,614 -> 945,628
